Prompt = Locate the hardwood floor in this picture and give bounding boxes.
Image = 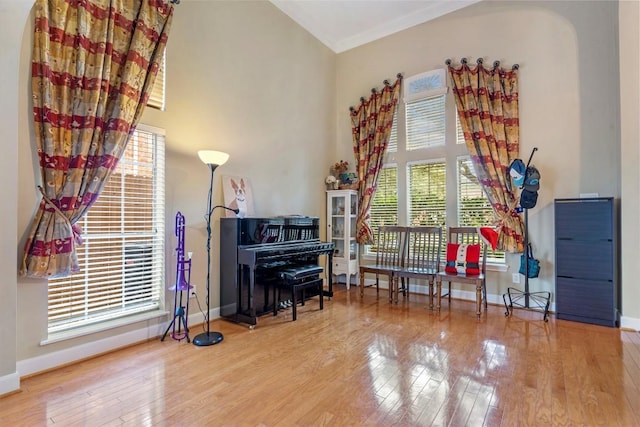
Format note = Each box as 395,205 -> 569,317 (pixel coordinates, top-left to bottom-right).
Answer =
2,286 -> 640,426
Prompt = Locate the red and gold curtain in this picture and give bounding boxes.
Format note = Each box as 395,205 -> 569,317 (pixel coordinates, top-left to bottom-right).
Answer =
447,58 -> 524,253
350,76 -> 402,245
21,0 -> 174,278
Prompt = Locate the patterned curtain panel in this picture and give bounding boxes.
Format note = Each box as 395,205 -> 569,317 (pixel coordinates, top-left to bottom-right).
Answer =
21,0 -> 174,278
350,76 -> 402,245
447,58 -> 524,253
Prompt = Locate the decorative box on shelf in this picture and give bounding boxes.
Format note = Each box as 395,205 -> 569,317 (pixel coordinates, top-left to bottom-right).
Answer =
339,182 -> 358,190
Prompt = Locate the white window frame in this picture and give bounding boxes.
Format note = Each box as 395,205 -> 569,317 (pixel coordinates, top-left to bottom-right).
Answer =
46,124 -> 166,340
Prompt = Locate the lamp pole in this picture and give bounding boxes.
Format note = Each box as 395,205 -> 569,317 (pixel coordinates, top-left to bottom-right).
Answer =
193,150 -> 229,347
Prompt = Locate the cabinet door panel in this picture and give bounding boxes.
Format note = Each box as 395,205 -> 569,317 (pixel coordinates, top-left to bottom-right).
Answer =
555,240 -> 613,281
555,200 -> 612,240
556,277 -> 614,322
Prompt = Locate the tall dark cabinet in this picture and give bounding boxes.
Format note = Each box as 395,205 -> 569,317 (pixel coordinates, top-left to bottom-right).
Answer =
554,198 -> 620,327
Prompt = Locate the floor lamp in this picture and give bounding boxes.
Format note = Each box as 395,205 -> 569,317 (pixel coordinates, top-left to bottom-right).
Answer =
193,150 -> 229,347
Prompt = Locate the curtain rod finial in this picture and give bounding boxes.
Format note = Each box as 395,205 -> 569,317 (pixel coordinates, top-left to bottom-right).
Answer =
397,72 -> 403,79
512,64 -> 520,70
445,59 -> 452,66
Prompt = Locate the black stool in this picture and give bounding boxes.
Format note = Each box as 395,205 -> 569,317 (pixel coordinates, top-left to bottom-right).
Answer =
274,265 -> 324,321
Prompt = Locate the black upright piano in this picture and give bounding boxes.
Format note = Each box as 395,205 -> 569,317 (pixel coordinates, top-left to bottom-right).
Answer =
220,216 -> 334,327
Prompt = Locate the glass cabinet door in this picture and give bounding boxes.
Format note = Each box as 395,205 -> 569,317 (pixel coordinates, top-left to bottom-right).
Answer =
330,195 -> 345,258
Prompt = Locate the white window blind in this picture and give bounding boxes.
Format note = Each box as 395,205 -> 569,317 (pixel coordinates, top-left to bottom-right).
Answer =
367,166 -> 399,256
147,49 -> 166,110
387,112 -> 398,152
456,112 -> 465,145
370,166 -> 398,229
408,162 -> 446,227
406,95 -> 446,150
457,157 -> 505,261
47,126 -> 166,333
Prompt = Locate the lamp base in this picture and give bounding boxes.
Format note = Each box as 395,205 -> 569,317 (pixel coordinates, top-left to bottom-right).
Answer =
192,331 -> 224,346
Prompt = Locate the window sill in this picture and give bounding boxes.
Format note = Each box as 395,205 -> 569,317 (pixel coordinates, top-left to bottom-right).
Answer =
41,310 -> 169,346
487,263 -> 508,273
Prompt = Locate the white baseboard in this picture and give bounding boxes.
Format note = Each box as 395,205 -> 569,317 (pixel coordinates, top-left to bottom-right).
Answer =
17,307 -> 219,379
0,371 -> 20,396
620,315 -> 640,331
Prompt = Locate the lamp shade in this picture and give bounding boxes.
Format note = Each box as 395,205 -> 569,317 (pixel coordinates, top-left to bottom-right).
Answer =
198,150 -> 229,166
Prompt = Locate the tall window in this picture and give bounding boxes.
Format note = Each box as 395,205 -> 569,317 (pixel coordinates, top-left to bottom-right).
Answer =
47,125 -> 166,334
368,69 -> 504,263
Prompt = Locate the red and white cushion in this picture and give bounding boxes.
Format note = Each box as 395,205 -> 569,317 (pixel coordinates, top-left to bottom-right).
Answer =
445,243 -> 481,275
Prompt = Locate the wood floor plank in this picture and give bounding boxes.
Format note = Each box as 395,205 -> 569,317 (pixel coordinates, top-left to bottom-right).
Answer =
1,287 -> 639,426
465,382 -> 494,427
549,348 -> 571,427
483,404 -> 503,427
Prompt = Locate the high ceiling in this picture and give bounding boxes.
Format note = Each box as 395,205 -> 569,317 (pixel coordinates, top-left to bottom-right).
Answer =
269,0 -> 481,53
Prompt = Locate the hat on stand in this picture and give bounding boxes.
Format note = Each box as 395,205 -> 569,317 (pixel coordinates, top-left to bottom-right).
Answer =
477,226 -> 499,250
520,188 -> 538,209
509,159 -> 526,187
524,165 -> 540,191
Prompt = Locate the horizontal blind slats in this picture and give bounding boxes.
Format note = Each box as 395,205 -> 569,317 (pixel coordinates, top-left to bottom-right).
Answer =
456,113 -> 465,145
387,113 -> 398,152
367,166 -> 398,255
146,49 -> 165,110
370,166 -> 398,229
406,95 -> 445,150
409,162 -> 446,227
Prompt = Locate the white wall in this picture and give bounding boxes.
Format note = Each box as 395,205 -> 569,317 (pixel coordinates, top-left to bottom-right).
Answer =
0,0 -> 31,395
619,0 -> 640,330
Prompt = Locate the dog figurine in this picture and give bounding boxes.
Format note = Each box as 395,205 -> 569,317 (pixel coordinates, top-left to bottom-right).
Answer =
228,178 -> 247,218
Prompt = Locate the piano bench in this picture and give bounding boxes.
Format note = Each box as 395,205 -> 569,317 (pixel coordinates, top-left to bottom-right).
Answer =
274,265 -> 324,321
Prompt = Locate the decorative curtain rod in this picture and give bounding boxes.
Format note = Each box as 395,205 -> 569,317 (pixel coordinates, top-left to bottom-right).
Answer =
349,73 -> 403,111
169,0 -> 180,4
445,57 -> 519,70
